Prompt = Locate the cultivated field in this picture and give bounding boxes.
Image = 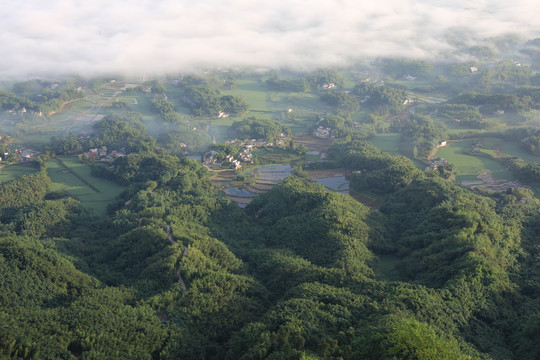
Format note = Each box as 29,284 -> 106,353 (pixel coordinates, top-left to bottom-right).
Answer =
222,77 -> 335,134
435,140 -> 513,183
46,157 -> 125,216
501,142 -> 540,163
0,164 -> 38,183
368,133 -> 401,156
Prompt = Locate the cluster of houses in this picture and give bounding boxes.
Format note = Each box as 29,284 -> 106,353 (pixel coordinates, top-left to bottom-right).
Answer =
83,146 -> 126,162
18,148 -> 40,161
204,134 -> 289,170
223,155 -> 243,169
5,108 -> 43,117
4,148 -> 40,162
425,158 -> 449,171
313,126 -> 334,139
204,149 -> 246,170
403,98 -> 415,105
226,133 -> 288,148
0,148 -> 41,163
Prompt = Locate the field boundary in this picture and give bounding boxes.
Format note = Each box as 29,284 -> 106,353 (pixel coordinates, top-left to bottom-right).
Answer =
55,158 -> 101,193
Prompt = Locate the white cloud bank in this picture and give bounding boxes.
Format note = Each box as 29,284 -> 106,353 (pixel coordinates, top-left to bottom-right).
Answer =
1,0 -> 539,78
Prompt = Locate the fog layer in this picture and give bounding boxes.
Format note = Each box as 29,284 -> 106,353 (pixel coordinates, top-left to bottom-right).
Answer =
1,0 -> 539,77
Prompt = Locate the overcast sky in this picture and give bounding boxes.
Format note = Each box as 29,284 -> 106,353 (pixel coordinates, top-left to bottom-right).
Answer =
1,0 -> 539,78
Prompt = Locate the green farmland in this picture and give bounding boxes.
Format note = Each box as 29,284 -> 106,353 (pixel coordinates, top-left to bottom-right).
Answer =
0,164 -> 38,183
1,158 -> 124,216
436,140 -> 513,183
501,142 -> 540,163
368,133 -> 401,156
223,77 -> 334,134
46,157 -> 125,216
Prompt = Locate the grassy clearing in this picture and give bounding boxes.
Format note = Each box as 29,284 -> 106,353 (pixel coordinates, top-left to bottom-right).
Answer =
349,190 -> 383,208
432,115 -> 463,130
0,164 -> 38,183
368,133 -> 401,155
348,108 -> 371,122
227,79 -> 271,112
374,255 -> 402,282
46,157 -> 125,216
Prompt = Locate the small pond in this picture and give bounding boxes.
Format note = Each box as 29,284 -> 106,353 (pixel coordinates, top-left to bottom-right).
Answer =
185,155 -> 202,162
315,176 -> 350,192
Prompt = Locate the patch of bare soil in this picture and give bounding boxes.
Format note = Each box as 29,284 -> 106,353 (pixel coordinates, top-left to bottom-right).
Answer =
477,172 -> 495,183
157,312 -> 169,322
294,135 -> 333,151
350,192 -> 382,208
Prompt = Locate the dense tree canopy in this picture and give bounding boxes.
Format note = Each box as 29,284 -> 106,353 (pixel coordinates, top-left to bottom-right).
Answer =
401,114 -> 447,157
0,90 -> 38,111
182,85 -> 249,116
3,79 -> 540,359
229,117 -> 289,142
329,139 -> 421,193
352,82 -> 408,113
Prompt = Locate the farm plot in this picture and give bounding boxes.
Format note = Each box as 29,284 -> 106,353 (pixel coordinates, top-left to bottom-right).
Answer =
501,142 -> 540,164
368,133 -> 401,156
223,77 -> 335,134
46,157 -> 125,216
435,140 -> 513,183
0,164 -> 38,183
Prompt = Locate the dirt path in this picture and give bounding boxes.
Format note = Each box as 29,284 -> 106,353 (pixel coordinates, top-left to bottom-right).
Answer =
166,225 -> 188,294
157,224 -> 189,322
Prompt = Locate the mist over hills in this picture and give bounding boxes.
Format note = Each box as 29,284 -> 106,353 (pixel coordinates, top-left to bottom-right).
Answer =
1,0 -> 540,78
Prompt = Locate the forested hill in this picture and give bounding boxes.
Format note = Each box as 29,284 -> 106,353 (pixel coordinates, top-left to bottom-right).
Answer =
2,151 -> 540,359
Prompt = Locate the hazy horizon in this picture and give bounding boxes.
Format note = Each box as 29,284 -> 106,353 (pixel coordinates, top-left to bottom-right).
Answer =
2,0 -> 540,79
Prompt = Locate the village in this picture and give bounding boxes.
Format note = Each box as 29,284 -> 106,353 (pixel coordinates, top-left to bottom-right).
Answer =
81,146 -> 126,162
203,133 -> 289,170
0,134 -> 41,163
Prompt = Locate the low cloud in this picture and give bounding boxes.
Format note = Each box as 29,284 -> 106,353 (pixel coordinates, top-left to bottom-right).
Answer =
1,0 -> 539,78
